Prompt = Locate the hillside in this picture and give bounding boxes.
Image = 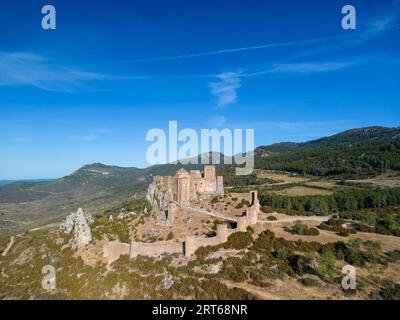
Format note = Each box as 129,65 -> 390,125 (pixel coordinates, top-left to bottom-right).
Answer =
255,126 -> 400,177
257,127 -> 400,154
0,164 -> 148,235
0,153 -> 229,235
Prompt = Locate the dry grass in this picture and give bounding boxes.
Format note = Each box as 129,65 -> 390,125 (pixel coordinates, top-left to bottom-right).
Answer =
347,172 -> 400,188
256,170 -> 309,183
274,186 -> 333,196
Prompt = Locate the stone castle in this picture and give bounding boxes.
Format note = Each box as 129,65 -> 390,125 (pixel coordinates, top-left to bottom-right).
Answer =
103,190 -> 261,264
147,165 -> 224,209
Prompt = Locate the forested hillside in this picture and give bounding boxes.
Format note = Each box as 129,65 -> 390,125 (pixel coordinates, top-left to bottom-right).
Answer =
255,127 -> 400,178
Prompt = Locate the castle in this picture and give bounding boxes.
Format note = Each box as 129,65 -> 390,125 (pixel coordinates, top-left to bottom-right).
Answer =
103,190 -> 260,264
150,165 -> 224,207
102,165 -> 261,263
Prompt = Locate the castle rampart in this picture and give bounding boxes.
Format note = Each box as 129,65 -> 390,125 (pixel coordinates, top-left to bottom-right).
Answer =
103,190 -> 260,263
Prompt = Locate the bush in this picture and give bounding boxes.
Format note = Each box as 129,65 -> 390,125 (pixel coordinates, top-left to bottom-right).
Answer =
292,221 -> 319,236
224,232 -> 253,250
300,277 -> 320,287
144,199 -> 152,214
337,229 -> 350,237
380,281 -> 400,300
211,196 -> 219,204
387,250 -> 400,262
267,215 -> 278,221
235,202 -> 244,209
292,221 -> 308,235
307,228 -> 320,236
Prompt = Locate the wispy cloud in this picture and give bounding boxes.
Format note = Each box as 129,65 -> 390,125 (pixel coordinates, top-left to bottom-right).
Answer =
209,72 -> 241,108
116,35 -> 352,64
243,60 -> 355,77
113,11 -> 399,64
0,52 -> 108,91
11,137 -> 31,143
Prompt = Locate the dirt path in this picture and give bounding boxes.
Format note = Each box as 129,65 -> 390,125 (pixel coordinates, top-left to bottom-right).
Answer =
187,208 -> 330,226
187,207 -> 237,222
259,216 -> 330,225
1,236 -> 15,257
28,222 -> 60,232
222,280 -> 278,300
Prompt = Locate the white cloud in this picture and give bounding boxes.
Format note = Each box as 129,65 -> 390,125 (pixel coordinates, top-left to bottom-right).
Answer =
11,137 -> 31,143
0,52 -> 108,91
208,72 -> 241,108
243,61 -> 355,78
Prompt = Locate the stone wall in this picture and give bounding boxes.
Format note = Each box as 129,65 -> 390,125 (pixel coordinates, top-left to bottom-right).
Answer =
103,190 -> 260,263
130,241 -> 183,259
103,240 -> 130,264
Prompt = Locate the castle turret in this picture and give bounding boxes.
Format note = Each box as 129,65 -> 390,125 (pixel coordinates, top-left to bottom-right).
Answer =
217,224 -> 228,243
184,235 -> 196,257
237,216 -> 248,232
204,165 -> 216,180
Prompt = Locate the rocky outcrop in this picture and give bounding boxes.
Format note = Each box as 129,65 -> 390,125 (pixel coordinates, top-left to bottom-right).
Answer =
145,182 -> 171,211
116,208 -> 134,220
60,208 -> 93,250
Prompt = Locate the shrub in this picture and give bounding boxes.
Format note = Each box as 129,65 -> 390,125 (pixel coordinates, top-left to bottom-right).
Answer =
235,202 -> 244,209
224,232 -> 253,250
300,277 -> 319,287
380,281 -> 400,300
387,250 -> 400,262
144,199 -> 152,214
307,228 -> 320,236
211,196 -> 219,204
292,221 -> 308,235
166,232 -> 174,240
337,228 -> 350,237
292,221 -> 319,236
267,215 -> 278,221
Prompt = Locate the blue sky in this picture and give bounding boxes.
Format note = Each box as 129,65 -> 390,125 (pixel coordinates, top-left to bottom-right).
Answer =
0,0 -> 399,179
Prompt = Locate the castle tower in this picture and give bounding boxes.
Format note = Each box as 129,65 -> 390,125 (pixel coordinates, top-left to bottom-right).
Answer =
216,176 -> 224,195
246,207 -> 258,225
184,235 -> 196,257
176,168 -> 191,206
251,190 -> 260,212
217,224 -> 228,243
237,216 -> 248,232
204,165 -> 216,180
167,202 -> 177,223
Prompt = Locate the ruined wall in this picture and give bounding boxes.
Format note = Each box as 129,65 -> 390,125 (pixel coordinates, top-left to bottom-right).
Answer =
130,241 -> 183,258
204,165 -> 216,181
103,241 -> 131,264
103,190 -> 261,263
237,216 -> 248,232
216,176 -> 224,195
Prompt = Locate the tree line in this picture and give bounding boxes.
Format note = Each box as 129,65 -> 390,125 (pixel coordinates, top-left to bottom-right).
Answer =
260,188 -> 400,215
255,141 -> 400,178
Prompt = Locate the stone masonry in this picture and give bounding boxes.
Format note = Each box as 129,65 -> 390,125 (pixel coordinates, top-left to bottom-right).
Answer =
103,190 -> 261,263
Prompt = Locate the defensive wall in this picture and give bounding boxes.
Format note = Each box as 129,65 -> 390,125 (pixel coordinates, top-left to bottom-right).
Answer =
103,191 -> 259,263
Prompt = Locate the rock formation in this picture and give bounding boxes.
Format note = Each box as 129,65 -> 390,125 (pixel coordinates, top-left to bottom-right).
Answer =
116,208 -> 134,220
60,207 -> 93,250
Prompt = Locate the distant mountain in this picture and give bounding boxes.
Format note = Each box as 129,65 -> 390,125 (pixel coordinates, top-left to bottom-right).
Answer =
256,126 -> 400,155
255,126 -> 400,177
0,179 -> 54,186
0,153 -> 230,235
